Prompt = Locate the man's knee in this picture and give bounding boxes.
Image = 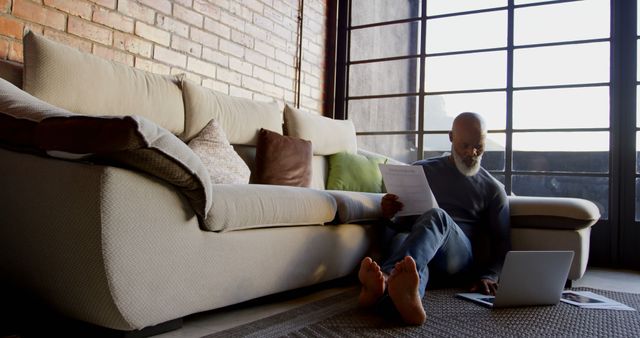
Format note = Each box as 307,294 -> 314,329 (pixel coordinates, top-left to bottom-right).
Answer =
414,208 -> 452,231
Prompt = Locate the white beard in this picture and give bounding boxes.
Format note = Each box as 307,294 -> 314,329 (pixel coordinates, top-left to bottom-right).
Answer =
452,146 -> 482,177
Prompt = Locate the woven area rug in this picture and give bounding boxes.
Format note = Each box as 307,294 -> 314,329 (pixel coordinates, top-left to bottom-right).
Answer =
204,287 -> 640,337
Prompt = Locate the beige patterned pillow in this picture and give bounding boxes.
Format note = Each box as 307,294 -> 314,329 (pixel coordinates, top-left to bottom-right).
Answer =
189,119 -> 251,184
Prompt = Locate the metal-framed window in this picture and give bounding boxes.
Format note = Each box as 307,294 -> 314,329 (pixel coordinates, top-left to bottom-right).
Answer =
333,0 -> 639,267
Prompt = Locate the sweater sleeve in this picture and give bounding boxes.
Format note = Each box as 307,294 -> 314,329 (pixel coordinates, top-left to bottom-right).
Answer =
479,188 -> 511,281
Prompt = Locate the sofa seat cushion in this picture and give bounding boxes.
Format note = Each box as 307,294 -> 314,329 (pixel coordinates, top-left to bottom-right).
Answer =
326,190 -> 384,223
34,115 -> 213,218
204,184 -> 337,232
509,196 -> 601,230
22,32 -> 185,135
181,79 -> 282,143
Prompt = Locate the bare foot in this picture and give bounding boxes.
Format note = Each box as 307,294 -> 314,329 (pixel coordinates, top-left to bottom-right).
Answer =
387,256 -> 426,325
358,257 -> 386,307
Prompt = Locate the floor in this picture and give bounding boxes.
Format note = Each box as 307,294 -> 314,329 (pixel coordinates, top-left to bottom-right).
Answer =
154,267 -> 640,337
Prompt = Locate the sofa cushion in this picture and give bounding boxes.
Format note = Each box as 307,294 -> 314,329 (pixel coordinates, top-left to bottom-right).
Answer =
326,190 -> 384,223
255,128 -> 312,187
326,151 -> 387,193
34,115 -> 213,218
22,31 -> 185,135
509,196 -> 601,230
203,184 -> 337,232
0,60 -> 23,88
181,79 -> 282,143
188,119 -> 251,185
283,104 -> 357,155
0,77 -> 72,149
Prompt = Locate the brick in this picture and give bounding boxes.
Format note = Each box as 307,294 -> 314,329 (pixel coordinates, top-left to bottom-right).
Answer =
253,66 -> 274,83
24,22 -> 44,35
275,48 -> 294,65
173,4 -> 203,27
272,22 -> 293,41
204,17 -> 230,40
253,14 -> 274,31
157,15 -> 189,38
13,0 -> 66,31
172,35 -> 201,57
263,6 -> 284,24
229,56 -> 252,75
44,29 -> 92,52
135,22 -> 170,46
267,58 -> 287,75
273,0 -> 294,16
93,44 -> 134,66
202,78 -> 229,94
219,39 -> 244,58
0,38 -> 9,59
267,31 -> 287,50
187,56 -> 215,77
241,75 -> 263,92
9,40 -> 22,62
92,7 -> 134,33
137,0 -> 171,15
173,0 -> 193,7
117,0 -> 155,24
202,46 -> 227,66
193,0 -> 220,20
253,92 -> 274,103
172,68 -> 201,83
244,0 -> 264,13
263,82 -> 283,97
229,85 -> 253,99
190,27 -> 218,48
0,0 -> 11,13
68,17 -> 113,45
220,11 -> 244,31
275,73 -> 293,89
217,68 -> 241,86
245,23 -> 268,42
0,17 -> 24,40
113,31 -> 152,58
254,40 -> 275,58
244,49 -> 265,68
88,0 -> 116,10
153,45 -> 186,68
44,0 -> 93,20
231,29 -> 253,49
135,57 -> 170,75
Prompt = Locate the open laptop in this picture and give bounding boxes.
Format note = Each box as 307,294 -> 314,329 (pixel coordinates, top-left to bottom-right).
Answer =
456,250 -> 574,308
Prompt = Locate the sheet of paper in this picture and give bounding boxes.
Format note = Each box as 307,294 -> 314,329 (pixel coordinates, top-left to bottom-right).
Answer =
561,291 -> 636,311
379,164 -> 438,216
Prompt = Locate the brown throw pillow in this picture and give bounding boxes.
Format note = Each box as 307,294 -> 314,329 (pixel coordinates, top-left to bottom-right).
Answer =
255,128 -> 312,187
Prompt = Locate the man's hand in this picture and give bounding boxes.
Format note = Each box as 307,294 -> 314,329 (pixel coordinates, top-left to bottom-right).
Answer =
470,278 -> 498,296
381,193 -> 403,219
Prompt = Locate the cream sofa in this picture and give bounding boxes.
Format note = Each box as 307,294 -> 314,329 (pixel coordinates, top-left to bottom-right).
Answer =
0,33 -> 600,335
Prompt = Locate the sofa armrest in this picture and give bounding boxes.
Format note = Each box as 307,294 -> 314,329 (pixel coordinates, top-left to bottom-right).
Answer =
508,195 -> 601,230
0,148 -> 199,330
357,148 -> 406,165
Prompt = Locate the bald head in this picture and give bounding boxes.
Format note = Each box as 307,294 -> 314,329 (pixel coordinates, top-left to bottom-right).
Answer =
449,112 -> 487,176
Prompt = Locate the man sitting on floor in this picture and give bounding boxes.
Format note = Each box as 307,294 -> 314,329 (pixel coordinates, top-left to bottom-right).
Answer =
358,112 -> 511,325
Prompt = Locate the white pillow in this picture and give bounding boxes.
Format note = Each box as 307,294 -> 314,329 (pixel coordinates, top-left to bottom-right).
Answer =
188,119 -> 251,185
283,104 -> 357,155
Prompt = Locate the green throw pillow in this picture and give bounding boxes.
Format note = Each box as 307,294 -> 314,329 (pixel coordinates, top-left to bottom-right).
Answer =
327,152 -> 387,193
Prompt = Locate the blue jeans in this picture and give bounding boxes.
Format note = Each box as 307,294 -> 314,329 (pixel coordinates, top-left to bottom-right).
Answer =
380,208 -> 473,298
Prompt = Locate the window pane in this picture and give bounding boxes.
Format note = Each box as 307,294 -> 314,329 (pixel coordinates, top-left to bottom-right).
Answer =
425,92 -> 506,131
515,0 -> 610,46
351,22 -> 420,61
636,131 -> 640,174
513,132 -> 609,173
426,11 -> 507,53
351,0 -> 420,26
349,58 -> 420,96
357,134 -> 418,164
349,97 -> 418,132
513,175 -> 608,219
423,133 -> 505,171
513,87 -> 609,129
636,178 -> 640,221
426,51 -> 506,92
427,0 -> 506,16
514,42 -> 609,87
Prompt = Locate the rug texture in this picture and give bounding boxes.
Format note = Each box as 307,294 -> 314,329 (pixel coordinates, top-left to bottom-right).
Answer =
204,287 -> 640,337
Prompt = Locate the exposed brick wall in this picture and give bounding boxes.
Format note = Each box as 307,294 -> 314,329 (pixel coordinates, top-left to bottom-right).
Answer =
0,0 -> 327,113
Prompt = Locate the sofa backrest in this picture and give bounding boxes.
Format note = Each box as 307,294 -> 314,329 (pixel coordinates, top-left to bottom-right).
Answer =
22,32 -> 185,135
0,60 -> 22,89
